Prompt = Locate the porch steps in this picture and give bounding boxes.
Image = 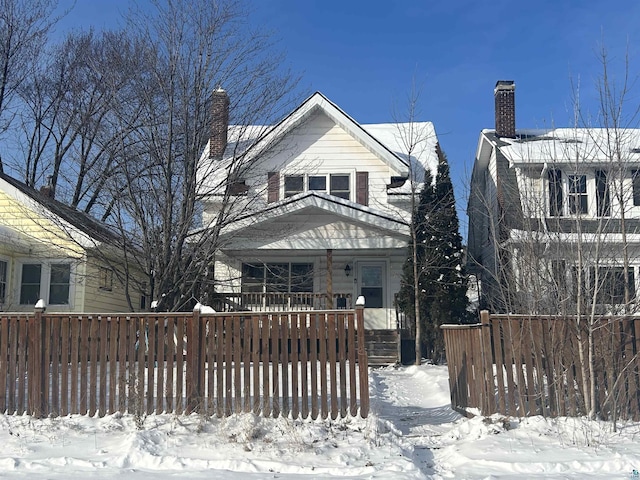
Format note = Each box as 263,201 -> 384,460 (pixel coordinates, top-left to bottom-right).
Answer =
364,329 -> 399,366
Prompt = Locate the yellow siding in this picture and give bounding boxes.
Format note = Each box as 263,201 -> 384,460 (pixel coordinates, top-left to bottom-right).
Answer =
83,256 -> 144,312
0,190 -> 84,257
0,190 -> 144,313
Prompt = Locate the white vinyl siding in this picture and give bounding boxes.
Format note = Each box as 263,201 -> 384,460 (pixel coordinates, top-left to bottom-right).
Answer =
255,111 -> 407,216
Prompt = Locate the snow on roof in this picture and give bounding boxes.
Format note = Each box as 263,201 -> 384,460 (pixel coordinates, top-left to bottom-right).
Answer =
197,93 -> 439,193
493,128 -> 640,166
361,121 -> 438,180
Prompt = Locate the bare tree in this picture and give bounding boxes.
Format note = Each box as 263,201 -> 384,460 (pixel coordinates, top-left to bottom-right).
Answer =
103,0 -> 300,310
0,0 -> 59,170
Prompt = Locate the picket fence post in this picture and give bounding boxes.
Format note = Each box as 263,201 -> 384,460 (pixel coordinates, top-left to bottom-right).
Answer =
355,296 -> 369,417
29,300 -> 47,417
186,305 -> 203,413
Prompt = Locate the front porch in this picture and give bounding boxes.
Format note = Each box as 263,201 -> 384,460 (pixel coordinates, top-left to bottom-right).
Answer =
208,291 -> 408,366
210,292 -> 353,312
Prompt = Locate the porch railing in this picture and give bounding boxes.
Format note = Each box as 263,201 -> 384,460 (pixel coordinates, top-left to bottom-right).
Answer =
211,292 -> 352,312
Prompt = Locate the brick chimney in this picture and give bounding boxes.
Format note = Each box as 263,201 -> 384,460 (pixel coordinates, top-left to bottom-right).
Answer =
210,87 -> 229,160
40,175 -> 54,198
494,80 -> 516,138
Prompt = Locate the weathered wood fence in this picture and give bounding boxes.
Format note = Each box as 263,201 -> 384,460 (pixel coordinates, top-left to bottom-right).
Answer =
442,310 -> 640,420
0,306 -> 369,419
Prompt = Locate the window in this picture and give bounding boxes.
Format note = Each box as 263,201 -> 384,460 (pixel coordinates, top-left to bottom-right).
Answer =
99,267 -> 113,291
590,266 -> 635,304
19,262 -> 71,306
280,173 -> 352,201
284,175 -> 304,197
241,262 -> 313,293
20,264 -> 41,305
568,174 -> 587,215
595,170 -> 610,217
330,174 -> 350,200
0,260 -> 7,305
633,170 -> 640,206
548,169 -> 563,216
308,176 -> 326,191
49,264 -> 70,305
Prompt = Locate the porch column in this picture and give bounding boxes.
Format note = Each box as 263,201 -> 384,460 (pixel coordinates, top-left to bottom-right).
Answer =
326,249 -> 333,308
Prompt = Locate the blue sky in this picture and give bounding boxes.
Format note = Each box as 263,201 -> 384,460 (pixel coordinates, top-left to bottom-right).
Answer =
56,0 -> 640,238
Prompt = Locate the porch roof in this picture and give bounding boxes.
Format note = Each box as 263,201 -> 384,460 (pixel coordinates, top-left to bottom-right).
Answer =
219,191 -> 410,240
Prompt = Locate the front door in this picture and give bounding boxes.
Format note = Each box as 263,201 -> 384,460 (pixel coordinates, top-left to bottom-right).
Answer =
358,262 -> 386,308
357,262 -> 387,328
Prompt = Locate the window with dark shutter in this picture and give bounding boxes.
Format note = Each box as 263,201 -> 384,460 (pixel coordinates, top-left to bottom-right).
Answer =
548,169 -> 563,216
267,172 -> 280,203
595,170 -> 610,217
356,171 -> 368,206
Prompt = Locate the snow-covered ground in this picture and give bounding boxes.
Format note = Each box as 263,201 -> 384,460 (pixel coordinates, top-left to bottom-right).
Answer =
2,364 -> 640,479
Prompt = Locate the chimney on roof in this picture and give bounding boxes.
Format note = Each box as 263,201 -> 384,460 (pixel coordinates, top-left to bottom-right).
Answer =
494,80 -> 516,138
210,87 -> 229,160
40,175 -> 54,198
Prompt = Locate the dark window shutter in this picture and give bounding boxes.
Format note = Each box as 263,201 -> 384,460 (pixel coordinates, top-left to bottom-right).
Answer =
356,171 -> 368,206
268,172 -> 280,203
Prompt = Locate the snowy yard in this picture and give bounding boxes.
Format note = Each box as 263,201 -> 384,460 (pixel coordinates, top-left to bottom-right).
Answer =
1,364 -> 640,479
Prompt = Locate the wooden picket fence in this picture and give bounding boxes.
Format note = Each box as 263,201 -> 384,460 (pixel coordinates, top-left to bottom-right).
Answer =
442,310 -> 640,420
0,306 -> 369,419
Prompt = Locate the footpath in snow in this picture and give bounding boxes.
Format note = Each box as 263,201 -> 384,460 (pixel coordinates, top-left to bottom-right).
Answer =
1,364 -> 640,478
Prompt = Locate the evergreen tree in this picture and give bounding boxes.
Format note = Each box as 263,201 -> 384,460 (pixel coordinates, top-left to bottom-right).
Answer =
397,145 -> 469,363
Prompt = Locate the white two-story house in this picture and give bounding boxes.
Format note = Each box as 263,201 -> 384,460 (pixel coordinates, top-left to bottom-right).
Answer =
197,91 -> 438,330
468,81 -> 640,314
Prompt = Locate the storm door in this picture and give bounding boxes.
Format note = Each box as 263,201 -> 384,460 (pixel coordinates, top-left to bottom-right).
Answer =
357,262 -> 385,308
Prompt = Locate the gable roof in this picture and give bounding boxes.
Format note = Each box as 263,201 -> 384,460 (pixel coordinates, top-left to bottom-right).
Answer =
197,92 -> 438,190
0,172 -> 121,249
218,191 -> 410,241
248,91 -> 429,173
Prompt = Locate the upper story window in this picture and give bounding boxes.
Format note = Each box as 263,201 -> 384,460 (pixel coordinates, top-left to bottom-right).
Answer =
595,170 -> 610,217
568,174 -> 587,215
548,169 -> 563,217
548,169 -> 611,217
309,176 -> 326,191
330,174 -> 350,200
284,175 -> 304,197
633,170 -> 640,206
283,173 -> 351,200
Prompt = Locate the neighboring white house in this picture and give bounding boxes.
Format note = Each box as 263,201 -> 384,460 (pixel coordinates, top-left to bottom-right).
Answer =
468,81 -> 640,314
197,91 -> 439,329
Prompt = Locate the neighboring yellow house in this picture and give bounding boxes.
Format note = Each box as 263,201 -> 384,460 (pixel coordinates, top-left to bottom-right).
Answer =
0,172 -> 146,313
